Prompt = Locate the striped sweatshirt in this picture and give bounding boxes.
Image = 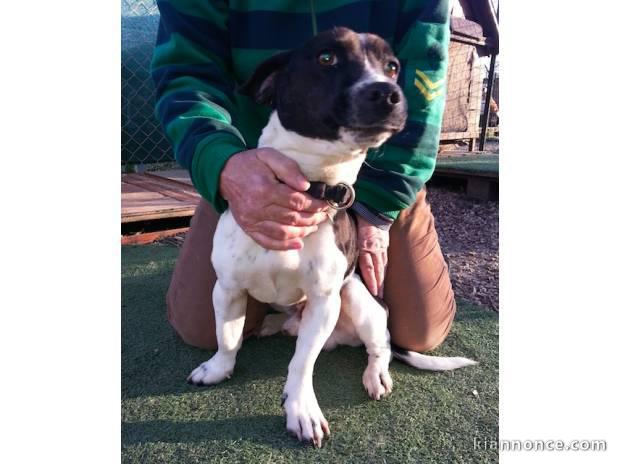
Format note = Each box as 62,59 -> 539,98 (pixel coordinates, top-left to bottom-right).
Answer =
151,0 -> 450,221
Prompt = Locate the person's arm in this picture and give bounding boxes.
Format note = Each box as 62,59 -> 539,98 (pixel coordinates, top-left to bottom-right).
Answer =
151,0 -> 245,213
353,0 -> 450,295
353,0 -> 451,223
151,1 -> 329,249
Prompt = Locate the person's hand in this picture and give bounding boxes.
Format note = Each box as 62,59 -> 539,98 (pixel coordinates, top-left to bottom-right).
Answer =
219,148 -> 330,250
356,216 -> 390,297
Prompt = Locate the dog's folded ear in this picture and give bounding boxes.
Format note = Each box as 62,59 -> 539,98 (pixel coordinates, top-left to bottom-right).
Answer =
238,51 -> 292,106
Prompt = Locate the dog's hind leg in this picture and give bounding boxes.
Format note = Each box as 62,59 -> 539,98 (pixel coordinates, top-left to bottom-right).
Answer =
341,274 -> 393,400
282,291 -> 340,448
258,312 -> 289,337
187,281 -> 247,385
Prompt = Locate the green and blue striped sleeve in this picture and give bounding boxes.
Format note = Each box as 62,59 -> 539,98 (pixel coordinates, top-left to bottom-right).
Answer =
151,0 -> 245,212
354,0 -> 450,221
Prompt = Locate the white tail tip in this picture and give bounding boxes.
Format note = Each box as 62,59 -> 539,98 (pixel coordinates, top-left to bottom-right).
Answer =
392,348 -> 478,371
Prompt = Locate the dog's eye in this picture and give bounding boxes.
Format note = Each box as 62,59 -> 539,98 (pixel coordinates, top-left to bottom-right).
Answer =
318,51 -> 337,66
384,61 -> 399,78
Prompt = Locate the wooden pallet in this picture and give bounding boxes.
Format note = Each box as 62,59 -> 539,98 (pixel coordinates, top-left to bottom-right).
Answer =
121,170 -> 199,244
122,171 -> 199,223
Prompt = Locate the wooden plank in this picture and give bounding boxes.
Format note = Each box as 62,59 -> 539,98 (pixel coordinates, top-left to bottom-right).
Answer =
122,190 -> 181,211
147,169 -> 193,186
122,186 -> 188,208
122,208 -> 196,223
144,172 -> 194,190
121,173 -> 199,223
122,194 -> 196,222
122,198 -> 193,215
123,173 -> 200,203
121,227 -> 189,246
122,181 -> 147,194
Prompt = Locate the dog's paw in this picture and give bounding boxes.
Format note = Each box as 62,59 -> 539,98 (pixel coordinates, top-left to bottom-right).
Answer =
281,314 -> 301,337
186,358 -> 233,386
282,389 -> 330,448
258,313 -> 288,337
362,365 -> 393,400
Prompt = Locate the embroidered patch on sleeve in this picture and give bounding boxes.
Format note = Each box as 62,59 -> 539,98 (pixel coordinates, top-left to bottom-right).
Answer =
414,69 -> 445,101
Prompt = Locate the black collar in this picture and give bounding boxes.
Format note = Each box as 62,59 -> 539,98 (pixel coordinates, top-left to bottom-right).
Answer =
307,181 -> 355,210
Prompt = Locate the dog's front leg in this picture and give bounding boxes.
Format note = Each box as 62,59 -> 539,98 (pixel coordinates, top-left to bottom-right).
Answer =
187,281 -> 247,385
282,291 -> 340,447
341,275 -> 393,400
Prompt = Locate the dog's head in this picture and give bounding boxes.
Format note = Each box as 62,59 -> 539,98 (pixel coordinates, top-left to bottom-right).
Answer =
239,27 -> 407,149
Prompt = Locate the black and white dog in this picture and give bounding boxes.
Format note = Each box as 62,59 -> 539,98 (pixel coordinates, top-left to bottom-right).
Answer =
187,27 -> 475,447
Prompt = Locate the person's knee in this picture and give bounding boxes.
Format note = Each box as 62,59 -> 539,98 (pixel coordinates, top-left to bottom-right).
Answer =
169,314 -> 218,350
390,301 -> 456,353
166,288 -> 218,350
406,331 -> 449,353
178,328 -> 218,350
392,327 -> 450,353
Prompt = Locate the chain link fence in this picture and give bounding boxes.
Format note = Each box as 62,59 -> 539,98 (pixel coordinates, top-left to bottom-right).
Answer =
121,0 -> 173,165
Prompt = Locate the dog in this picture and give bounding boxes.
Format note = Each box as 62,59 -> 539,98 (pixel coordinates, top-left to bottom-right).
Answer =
187,27 -> 476,448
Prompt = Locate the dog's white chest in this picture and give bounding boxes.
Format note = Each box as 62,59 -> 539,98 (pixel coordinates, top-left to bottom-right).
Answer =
212,211 -> 347,306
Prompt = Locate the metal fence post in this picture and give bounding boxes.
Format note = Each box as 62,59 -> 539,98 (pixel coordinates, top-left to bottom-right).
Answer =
479,53 -> 497,151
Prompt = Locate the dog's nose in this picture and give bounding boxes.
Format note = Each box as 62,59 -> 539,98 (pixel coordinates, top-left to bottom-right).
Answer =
360,82 -> 402,106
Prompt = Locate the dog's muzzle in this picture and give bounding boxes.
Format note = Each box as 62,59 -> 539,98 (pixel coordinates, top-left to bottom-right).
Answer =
307,181 -> 355,210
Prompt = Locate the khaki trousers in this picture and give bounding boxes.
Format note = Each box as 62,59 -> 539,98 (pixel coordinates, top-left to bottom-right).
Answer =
166,188 -> 455,352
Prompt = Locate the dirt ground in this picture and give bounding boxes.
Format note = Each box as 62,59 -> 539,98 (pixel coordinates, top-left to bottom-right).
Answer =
428,184 -> 499,311
158,185 -> 499,311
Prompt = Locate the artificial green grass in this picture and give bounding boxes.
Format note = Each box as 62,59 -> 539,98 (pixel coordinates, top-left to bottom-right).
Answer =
436,154 -> 499,175
122,244 -> 498,463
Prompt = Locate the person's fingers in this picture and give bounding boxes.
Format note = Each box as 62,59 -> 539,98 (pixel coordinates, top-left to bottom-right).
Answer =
378,250 -> 388,298
250,231 -> 304,251
256,148 -> 310,192
266,205 -> 329,227
372,251 -> 386,299
358,251 -> 378,296
269,184 -> 329,213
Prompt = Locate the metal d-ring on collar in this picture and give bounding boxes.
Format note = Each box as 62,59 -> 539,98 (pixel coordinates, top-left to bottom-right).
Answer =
307,181 -> 356,210
327,183 -> 355,210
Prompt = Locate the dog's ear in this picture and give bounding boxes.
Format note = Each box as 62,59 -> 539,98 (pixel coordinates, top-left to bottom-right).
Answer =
238,51 -> 292,106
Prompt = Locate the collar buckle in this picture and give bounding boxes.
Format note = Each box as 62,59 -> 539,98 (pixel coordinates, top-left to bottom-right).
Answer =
307,181 -> 356,210
327,182 -> 355,210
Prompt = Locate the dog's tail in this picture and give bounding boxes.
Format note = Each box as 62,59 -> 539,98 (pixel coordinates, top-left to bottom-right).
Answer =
392,345 -> 477,371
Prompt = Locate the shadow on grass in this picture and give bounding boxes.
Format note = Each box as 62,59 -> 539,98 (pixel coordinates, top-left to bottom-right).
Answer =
122,415 -> 302,448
